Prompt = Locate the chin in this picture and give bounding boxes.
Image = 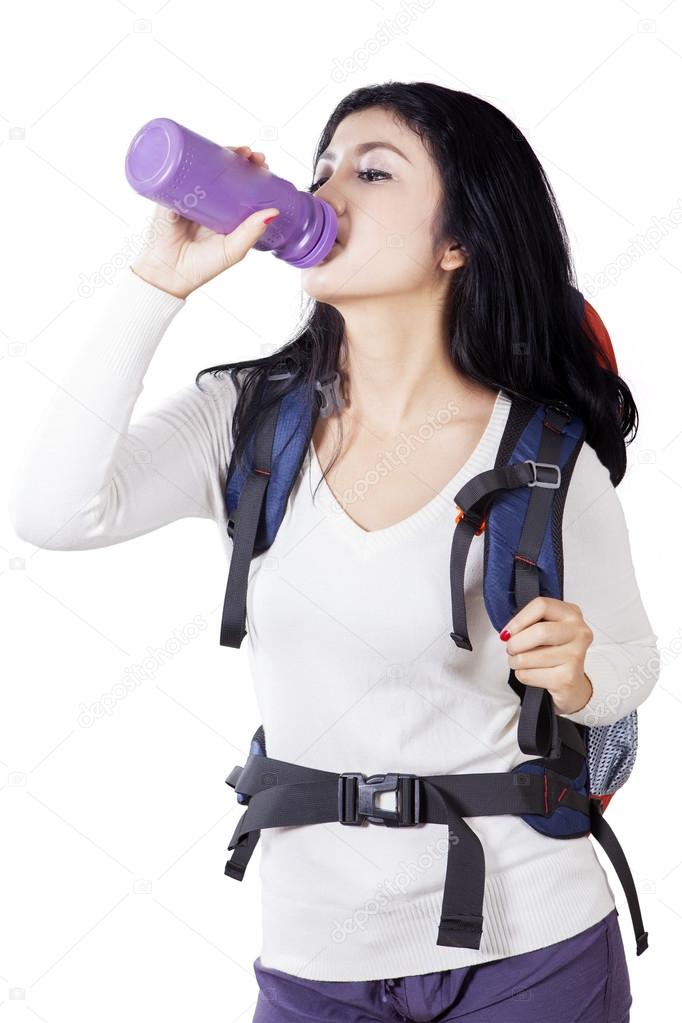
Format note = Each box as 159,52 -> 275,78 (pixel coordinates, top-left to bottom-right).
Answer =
301,280 -> 343,303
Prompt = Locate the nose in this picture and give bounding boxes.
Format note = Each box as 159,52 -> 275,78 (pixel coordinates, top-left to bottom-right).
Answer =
310,184 -> 345,245
313,181 -> 344,215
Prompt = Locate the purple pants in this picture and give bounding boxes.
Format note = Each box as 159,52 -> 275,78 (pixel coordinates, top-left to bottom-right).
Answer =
252,908 -> 631,1022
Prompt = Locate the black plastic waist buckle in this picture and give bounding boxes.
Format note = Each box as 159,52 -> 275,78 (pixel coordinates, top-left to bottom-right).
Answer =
338,772 -> 421,827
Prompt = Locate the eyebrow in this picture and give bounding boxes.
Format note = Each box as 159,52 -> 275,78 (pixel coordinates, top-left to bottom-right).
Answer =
315,141 -> 411,166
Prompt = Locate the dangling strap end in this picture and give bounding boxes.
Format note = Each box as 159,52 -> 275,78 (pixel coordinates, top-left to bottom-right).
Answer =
224,859 -> 246,882
450,631 -> 473,651
436,914 -> 484,950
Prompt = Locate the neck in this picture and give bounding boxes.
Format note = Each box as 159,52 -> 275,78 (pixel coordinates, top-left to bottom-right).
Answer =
333,292 -> 483,433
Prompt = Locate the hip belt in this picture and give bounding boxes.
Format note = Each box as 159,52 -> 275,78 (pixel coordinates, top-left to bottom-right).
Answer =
223,734 -> 648,955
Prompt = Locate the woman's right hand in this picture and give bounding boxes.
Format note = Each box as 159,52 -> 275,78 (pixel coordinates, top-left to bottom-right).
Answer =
130,145 -> 279,299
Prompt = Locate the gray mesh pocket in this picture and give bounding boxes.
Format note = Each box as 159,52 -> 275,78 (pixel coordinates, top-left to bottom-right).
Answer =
586,709 -> 638,795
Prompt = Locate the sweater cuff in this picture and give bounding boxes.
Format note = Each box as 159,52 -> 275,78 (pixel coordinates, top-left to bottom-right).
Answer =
82,266 -> 187,383
560,648 -> 626,727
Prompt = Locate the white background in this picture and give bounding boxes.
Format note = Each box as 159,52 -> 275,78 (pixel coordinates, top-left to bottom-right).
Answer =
1,0 -> 679,1019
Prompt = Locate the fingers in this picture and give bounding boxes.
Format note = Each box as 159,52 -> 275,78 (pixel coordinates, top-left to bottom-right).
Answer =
500,596 -> 576,640
244,149 -> 268,168
504,619 -> 574,655
225,145 -> 268,169
507,641 -> 575,671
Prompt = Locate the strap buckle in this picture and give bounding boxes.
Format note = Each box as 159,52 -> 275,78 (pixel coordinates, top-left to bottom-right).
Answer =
338,772 -> 421,827
454,504 -> 486,535
315,371 -> 347,418
524,460 -> 561,489
544,400 -> 573,425
266,355 -> 300,382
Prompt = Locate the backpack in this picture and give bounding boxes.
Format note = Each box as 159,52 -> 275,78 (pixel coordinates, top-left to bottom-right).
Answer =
217,289 -> 648,956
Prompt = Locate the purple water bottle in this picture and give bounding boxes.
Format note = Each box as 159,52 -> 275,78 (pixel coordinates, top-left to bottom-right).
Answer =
124,117 -> 337,269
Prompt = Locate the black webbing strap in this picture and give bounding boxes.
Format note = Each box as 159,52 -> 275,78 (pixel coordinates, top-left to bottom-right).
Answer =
588,798 -> 649,955
449,460 -> 539,651
219,398 -> 280,648
511,405 -> 572,759
223,752 -> 590,950
556,714 -> 587,758
513,408 -> 570,614
521,684 -> 560,758
223,754 -> 336,880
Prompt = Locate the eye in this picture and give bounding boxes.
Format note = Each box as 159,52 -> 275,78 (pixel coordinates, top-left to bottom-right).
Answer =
308,168 -> 392,193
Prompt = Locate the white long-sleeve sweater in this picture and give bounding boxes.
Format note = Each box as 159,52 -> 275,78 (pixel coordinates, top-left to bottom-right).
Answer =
9,267 -> 661,982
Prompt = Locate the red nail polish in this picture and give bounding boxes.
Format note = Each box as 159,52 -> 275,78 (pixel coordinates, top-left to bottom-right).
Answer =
499,629 -> 511,641
263,215 -> 279,224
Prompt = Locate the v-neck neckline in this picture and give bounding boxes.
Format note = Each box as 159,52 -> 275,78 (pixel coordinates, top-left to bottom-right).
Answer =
307,388 -> 512,552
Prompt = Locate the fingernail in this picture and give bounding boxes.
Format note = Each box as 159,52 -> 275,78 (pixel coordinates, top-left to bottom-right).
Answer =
263,213 -> 279,224
499,629 -> 511,641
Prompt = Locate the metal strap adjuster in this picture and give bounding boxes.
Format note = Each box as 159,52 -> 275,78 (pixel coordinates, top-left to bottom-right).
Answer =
338,772 -> 421,827
524,460 -> 561,489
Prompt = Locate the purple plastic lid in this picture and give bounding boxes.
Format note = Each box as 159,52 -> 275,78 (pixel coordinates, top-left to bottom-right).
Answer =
125,119 -> 184,191
286,199 -> 338,268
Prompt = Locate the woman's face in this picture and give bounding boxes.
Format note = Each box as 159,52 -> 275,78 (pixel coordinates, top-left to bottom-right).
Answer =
301,107 -> 457,304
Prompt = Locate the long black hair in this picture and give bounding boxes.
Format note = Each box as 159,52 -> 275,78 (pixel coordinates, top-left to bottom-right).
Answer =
196,81 -> 638,489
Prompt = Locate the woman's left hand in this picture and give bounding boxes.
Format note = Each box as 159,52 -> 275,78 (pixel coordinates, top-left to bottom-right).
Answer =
499,596 -> 594,715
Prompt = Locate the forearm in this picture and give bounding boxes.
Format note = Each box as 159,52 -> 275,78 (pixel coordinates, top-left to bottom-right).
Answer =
9,268 -> 186,548
557,443 -> 660,727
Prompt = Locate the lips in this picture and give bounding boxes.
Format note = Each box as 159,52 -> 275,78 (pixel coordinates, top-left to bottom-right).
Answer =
319,242 -> 340,264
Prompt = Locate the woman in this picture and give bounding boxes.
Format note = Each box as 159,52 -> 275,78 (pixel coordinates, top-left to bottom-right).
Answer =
10,83 -> 658,1021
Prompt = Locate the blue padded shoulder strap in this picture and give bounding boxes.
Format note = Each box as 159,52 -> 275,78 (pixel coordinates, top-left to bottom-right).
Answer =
224,374 -> 316,554
220,365 -> 317,647
449,395 -> 586,761
483,398 -> 586,633
449,396 -> 585,653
